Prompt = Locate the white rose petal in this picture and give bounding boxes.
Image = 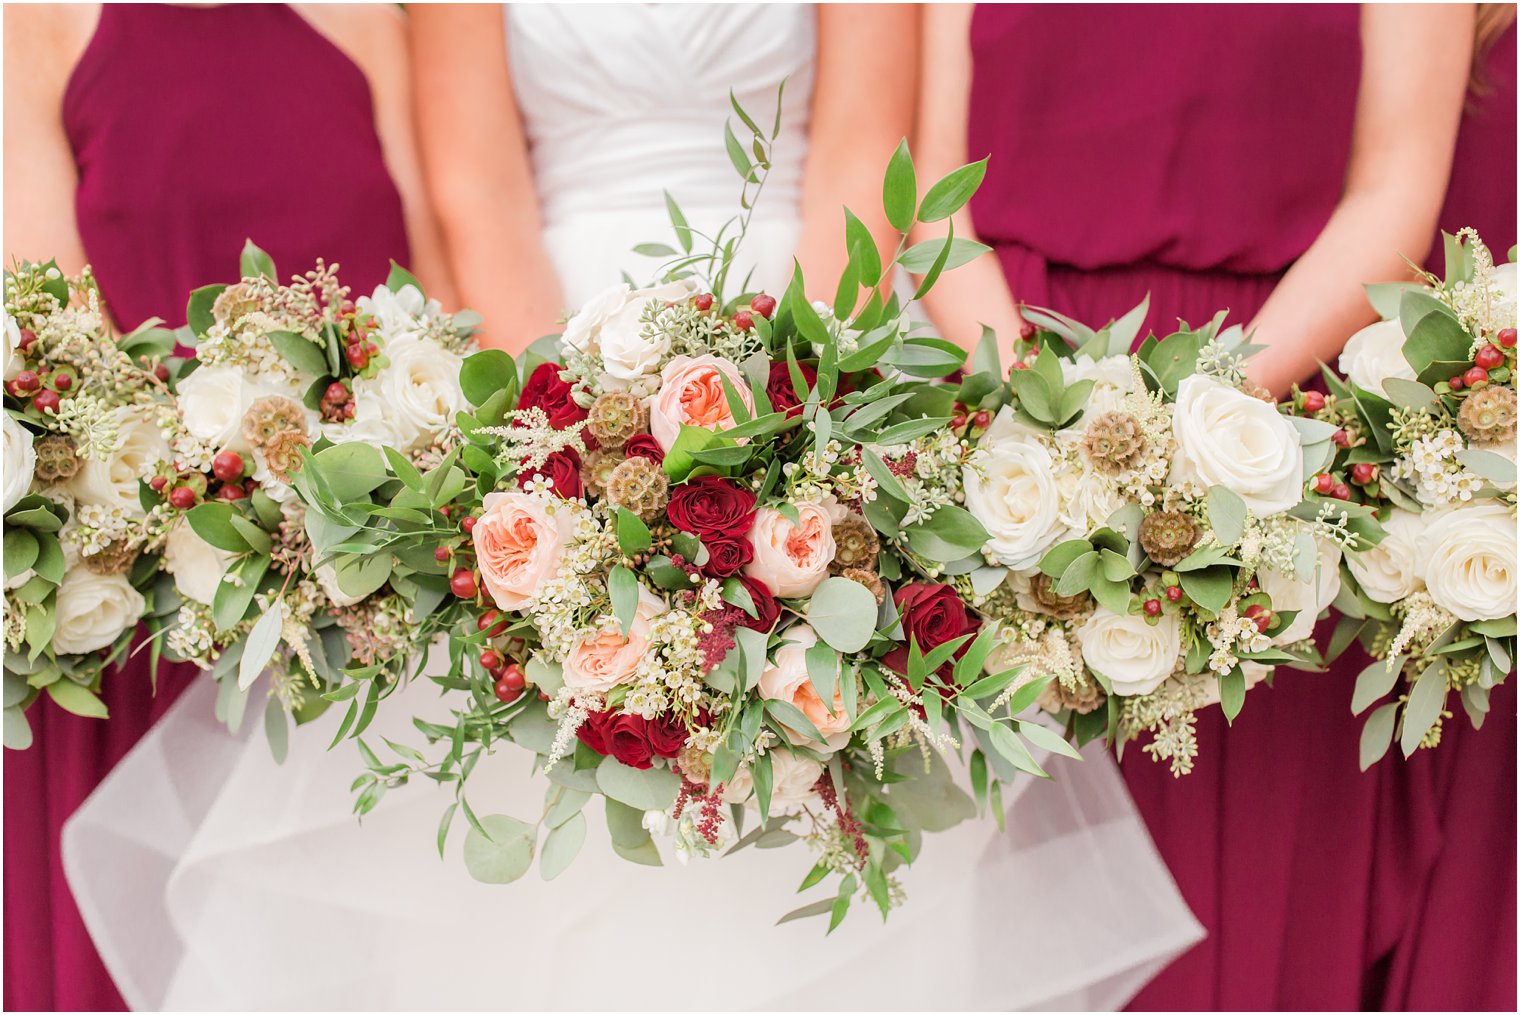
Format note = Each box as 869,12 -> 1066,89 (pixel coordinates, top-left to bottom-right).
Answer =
1420,502 -> 1517,622
67,408 -> 170,517
51,564 -> 145,655
3,413 -> 36,513
1058,353 -> 1136,432
316,561 -> 366,608
1338,319 -> 1416,395
964,409 -> 1068,570
1075,607 -> 1181,697
1171,375 -> 1304,515
2,310 -> 23,382
178,365 -> 281,452
1258,538 -> 1342,644
562,279 -> 696,390
1345,509 -> 1427,605
349,335 -> 464,453
722,749 -> 824,815
162,520 -> 234,606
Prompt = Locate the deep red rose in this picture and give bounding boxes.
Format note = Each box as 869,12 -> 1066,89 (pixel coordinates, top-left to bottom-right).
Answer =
733,575 -> 780,633
883,582 -> 981,682
622,433 -> 665,463
576,710 -> 613,756
643,713 -> 686,759
577,711 -> 687,769
517,362 -> 588,431
605,716 -> 656,769
766,361 -> 818,416
516,447 -> 583,499
667,476 -> 756,538
699,536 -> 753,578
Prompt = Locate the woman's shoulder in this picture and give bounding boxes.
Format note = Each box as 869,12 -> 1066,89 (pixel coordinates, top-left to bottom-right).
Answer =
3,3 -> 100,97
294,2 -> 405,87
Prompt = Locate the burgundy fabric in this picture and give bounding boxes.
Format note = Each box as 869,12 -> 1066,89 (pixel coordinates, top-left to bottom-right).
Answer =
4,5 -> 410,1011
969,5 -> 1515,1010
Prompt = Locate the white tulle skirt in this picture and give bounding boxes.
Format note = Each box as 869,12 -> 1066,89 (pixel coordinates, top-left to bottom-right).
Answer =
64,666 -> 1201,1011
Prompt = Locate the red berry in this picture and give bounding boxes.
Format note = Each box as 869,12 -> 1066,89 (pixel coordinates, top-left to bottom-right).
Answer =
324,381 -> 349,403
16,328 -> 36,351
461,516 -> 477,534
450,567 -> 477,598
693,293 -> 714,312
1499,328 -> 1517,349
433,546 -> 450,563
951,413 -> 968,430
1019,321 -> 1037,342
1165,585 -> 1183,603
479,650 -> 502,672
500,664 -> 526,692
749,294 -> 777,319
1351,462 -> 1376,485
1253,611 -> 1274,633
344,343 -> 369,369
13,370 -> 39,394
494,680 -> 524,705
1244,604 -> 1266,619
52,371 -> 74,392
972,410 -> 991,430
439,506 -> 452,518
1330,428 -> 1350,448
216,483 -> 246,501
1331,482 -> 1352,501
477,610 -> 508,638
1143,598 -> 1162,617
1475,344 -> 1504,370
1464,366 -> 1489,387
1011,361 -> 1030,371
364,341 -> 378,355
1301,390 -> 1326,413
32,389 -> 60,415
168,486 -> 197,510
211,450 -> 244,482
732,310 -> 754,332
1449,375 -> 1465,391
1313,473 -> 1335,494
149,475 -> 169,492
153,363 -> 171,382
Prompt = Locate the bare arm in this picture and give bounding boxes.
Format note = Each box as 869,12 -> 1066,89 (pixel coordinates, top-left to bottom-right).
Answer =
794,4 -> 918,298
1247,4 -> 1473,396
910,3 -> 1025,359
2,5 -> 93,273
407,4 -> 563,352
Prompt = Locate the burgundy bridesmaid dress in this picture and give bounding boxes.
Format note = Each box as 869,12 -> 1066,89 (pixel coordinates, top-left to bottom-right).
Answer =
3,5 -> 410,1010
968,5 -> 1512,1009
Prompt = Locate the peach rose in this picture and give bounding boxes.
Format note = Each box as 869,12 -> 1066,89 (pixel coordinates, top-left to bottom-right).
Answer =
757,624 -> 852,752
472,490 -> 576,611
744,503 -> 835,598
649,354 -> 753,451
562,585 -> 666,692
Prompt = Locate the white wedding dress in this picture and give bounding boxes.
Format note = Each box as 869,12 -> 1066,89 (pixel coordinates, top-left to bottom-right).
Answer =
63,5 -> 1202,1010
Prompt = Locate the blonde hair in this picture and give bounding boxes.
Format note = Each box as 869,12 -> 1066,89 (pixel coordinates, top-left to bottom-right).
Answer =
1471,4 -> 1516,95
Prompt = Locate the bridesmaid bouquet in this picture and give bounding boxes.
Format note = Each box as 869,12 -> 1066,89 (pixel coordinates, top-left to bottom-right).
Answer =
1319,231 -> 1516,767
2,261 -> 180,747
147,244 -> 477,750
904,303 -> 1359,776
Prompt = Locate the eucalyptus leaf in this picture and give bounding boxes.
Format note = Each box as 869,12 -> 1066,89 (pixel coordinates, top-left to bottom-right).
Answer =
462,814 -> 536,884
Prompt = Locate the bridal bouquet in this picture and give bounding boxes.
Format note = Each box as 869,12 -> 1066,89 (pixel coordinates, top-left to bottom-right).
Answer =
1319,232 -> 1516,766
2,261 -> 179,747
149,244 -> 476,748
892,303 -> 1358,776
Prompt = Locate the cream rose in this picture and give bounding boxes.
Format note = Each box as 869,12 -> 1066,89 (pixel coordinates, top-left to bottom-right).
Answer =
3,310 -> 22,382
1421,502 -> 1517,622
1345,509 -> 1427,605
744,503 -> 835,598
562,585 -> 666,692
756,624 -> 852,752
3,413 -> 36,513
1171,375 -> 1304,515
964,410 -> 1067,570
722,749 -> 824,815
1258,538 -> 1342,644
1058,353 -> 1136,431
51,564 -> 145,655
162,520 -> 234,606
648,354 -> 753,452
1338,319 -> 1417,396
563,279 -> 696,390
178,365 -> 277,452
1495,261 -> 1516,311
321,386 -> 406,450
1075,607 -> 1181,697
472,491 -> 577,611
349,335 -> 464,453
67,408 -> 170,517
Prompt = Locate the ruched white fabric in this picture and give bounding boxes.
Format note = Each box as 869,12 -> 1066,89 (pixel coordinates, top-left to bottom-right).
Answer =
63,5 -> 1202,1008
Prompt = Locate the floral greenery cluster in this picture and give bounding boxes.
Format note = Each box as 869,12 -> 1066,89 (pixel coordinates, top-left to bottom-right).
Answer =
142,246 -> 478,756
1305,232 -> 1516,768
2,261 -> 180,746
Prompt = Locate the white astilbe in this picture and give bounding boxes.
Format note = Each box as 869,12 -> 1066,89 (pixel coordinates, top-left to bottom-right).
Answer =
477,407 -> 589,473
544,688 -> 602,771
1387,591 -> 1458,662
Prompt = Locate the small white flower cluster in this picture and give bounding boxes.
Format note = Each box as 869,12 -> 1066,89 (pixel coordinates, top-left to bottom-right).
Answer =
166,600 -> 220,667
69,501 -> 135,557
526,503 -> 609,659
1204,602 -> 1271,675
624,608 -> 712,720
1441,231 -> 1517,338
1393,428 -> 1487,506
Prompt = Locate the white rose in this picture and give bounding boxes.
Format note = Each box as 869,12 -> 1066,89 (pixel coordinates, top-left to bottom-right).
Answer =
67,408 -> 170,517
162,520 -> 234,606
1338,319 -> 1416,395
1075,607 -> 1181,697
964,410 -> 1067,570
321,386 -> 406,449
357,283 -> 439,341
3,413 -> 36,513
1495,261 -> 1516,311
3,309 -> 23,382
178,365 -> 272,452
1171,375 -> 1304,515
315,562 -> 366,608
350,335 -> 464,453
1055,458 -> 1127,537
1345,509 -> 1427,605
1258,538 -> 1342,644
1058,353 -> 1136,431
1421,502 -> 1517,622
722,749 -> 824,816
51,564 -> 145,655
562,279 -> 696,389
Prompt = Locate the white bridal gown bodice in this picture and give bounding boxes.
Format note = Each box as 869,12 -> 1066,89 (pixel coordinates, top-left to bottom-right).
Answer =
62,5 -> 1201,1010
508,3 -> 814,306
